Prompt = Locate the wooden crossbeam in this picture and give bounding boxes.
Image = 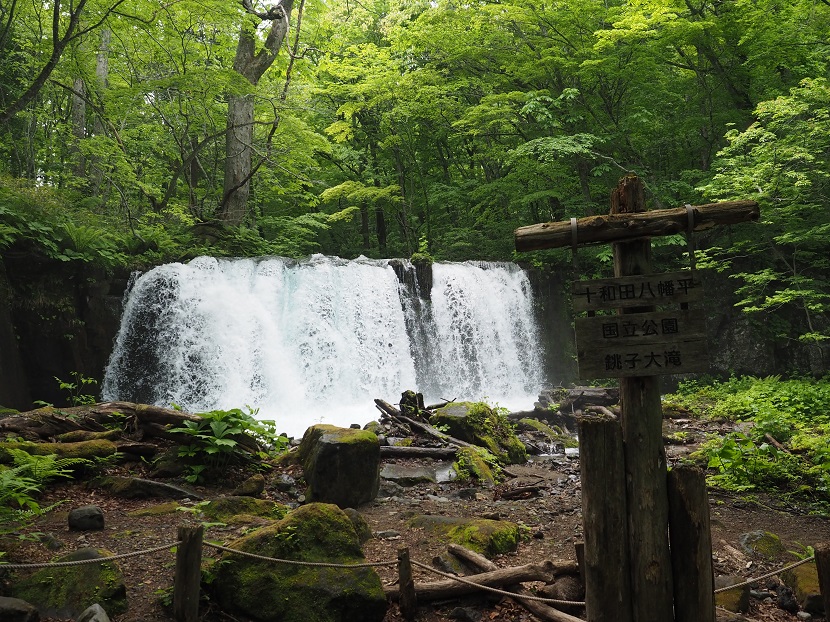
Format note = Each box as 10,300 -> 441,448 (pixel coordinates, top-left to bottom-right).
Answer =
514,200 -> 759,252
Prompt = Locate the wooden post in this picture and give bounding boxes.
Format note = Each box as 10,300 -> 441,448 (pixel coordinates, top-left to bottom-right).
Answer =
816,542 -> 830,621
578,416 -> 633,622
173,525 -> 203,622
611,175 -> 675,622
398,546 -> 417,621
667,465 -> 715,622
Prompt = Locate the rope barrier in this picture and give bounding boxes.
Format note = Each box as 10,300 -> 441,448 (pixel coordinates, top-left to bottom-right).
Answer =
713,555 -> 816,593
1,531 -> 817,612
202,541 -> 397,568
0,541 -> 181,570
410,559 -> 586,607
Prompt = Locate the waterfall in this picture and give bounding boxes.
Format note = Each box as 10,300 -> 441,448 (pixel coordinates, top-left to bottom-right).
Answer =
102,255 -> 545,437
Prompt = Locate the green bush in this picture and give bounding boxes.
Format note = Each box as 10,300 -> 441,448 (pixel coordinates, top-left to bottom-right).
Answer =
670,375 -> 830,509
170,407 -> 289,483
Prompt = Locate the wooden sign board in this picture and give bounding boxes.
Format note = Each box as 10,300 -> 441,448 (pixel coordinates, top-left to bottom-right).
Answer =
572,271 -> 702,312
575,310 -> 709,379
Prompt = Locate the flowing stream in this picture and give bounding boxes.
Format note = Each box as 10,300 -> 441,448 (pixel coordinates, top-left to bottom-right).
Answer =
102,255 -> 545,437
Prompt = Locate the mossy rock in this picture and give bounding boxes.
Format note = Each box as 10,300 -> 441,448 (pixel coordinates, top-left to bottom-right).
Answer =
430,402 -> 527,465
299,424 -> 380,508
452,447 -> 499,485
714,575 -> 750,613
11,547 -> 128,618
517,418 -> 578,448
0,439 -> 118,464
199,496 -> 287,523
408,514 -> 522,557
782,561 -> 824,615
55,429 -> 121,443
212,503 -> 387,622
127,501 -> 181,516
738,530 -> 785,559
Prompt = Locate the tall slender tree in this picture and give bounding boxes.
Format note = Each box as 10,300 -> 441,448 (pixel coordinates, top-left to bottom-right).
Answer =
219,0 -> 295,225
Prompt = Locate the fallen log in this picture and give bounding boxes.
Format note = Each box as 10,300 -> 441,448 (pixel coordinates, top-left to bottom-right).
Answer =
385,561 -> 559,601
92,402 -> 262,454
447,544 -> 583,622
380,446 -> 457,459
0,409 -> 104,439
447,544 -> 579,579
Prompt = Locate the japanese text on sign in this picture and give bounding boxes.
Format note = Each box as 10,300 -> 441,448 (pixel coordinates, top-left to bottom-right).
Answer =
572,271 -> 702,312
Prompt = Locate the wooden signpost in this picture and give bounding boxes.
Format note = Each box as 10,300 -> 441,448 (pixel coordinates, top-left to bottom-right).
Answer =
515,175 -> 759,622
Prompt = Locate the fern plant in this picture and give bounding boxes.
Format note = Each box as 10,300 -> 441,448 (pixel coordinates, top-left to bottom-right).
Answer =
0,449 -> 88,535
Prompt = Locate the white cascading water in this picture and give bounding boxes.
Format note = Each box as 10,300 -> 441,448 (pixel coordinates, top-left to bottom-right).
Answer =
102,255 -> 544,438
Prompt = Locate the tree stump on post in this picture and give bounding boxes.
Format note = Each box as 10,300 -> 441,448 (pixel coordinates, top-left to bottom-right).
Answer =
815,542 -> 830,621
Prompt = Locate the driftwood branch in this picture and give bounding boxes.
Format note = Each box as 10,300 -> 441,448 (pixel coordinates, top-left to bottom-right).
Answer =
374,398 -> 475,450
515,200 -> 759,252
447,545 -> 583,622
385,561 -> 560,601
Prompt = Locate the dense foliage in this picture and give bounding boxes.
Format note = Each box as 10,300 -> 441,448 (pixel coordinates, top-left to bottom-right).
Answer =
668,376 -> 830,510
1,0 -> 829,342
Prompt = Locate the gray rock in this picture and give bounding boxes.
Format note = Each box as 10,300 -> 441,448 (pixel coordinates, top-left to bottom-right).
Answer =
797,612 -> 812,621
380,463 -> 436,486
0,596 -> 39,622
231,473 -> 265,497
87,476 -> 203,500
68,505 -> 104,531
76,603 -> 112,622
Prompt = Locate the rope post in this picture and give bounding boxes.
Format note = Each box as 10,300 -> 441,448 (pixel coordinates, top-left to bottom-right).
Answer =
174,525 -> 203,622
667,465 -> 715,622
816,542 -> 830,620
398,547 -> 417,621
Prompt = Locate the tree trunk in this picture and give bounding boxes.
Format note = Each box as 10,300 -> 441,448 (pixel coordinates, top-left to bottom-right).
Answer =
219,0 -> 294,225
222,93 -> 255,225
90,27 -> 111,196
71,77 -> 86,179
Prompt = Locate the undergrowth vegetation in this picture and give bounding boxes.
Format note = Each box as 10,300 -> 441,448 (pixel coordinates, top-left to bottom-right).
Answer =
666,376 -> 830,511
170,407 -> 290,483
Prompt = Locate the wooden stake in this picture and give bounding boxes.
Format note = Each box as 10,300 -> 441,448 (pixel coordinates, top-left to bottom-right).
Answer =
579,416 -> 633,622
668,466 -> 715,622
815,542 -> 830,621
173,525 -> 203,622
398,547 -> 417,621
611,175 -> 675,622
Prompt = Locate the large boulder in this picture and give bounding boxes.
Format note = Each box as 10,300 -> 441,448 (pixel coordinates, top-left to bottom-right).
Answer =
299,425 -> 380,508
10,548 -> 127,619
430,402 -> 527,464
211,502 -> 387,622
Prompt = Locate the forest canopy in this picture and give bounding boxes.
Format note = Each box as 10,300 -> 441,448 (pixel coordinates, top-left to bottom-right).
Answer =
1,0 -> 829,344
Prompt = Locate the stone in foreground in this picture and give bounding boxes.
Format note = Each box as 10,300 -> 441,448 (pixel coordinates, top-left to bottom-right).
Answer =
212,502 -> 387,622
299,424 -> 380,508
